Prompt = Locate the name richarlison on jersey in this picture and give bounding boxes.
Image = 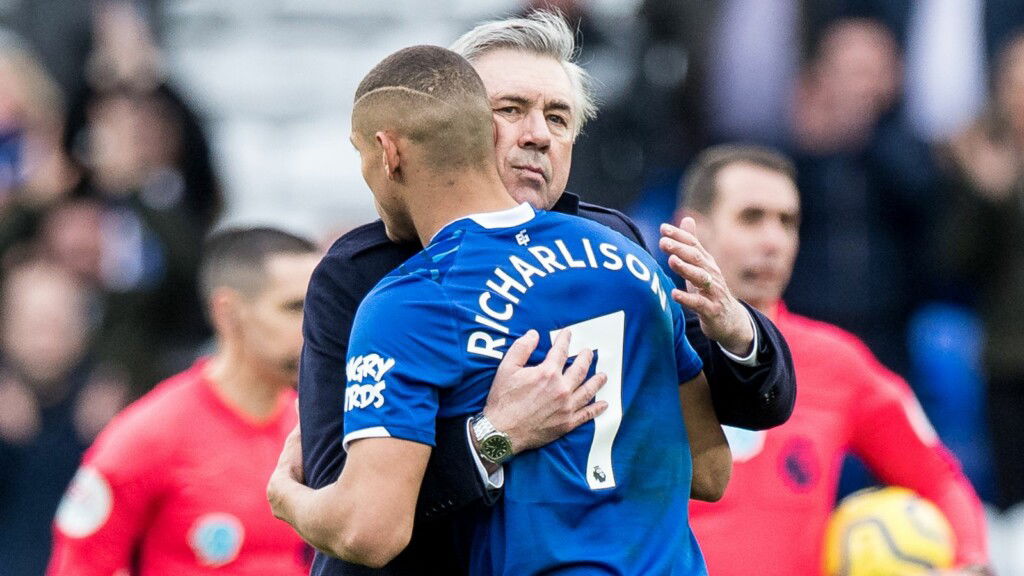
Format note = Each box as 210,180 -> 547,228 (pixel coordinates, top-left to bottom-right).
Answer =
467,234 -> 669,360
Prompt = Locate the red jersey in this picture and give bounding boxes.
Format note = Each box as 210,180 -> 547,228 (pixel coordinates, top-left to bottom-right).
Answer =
690,304 -> 987,575
48,359 -> 309,576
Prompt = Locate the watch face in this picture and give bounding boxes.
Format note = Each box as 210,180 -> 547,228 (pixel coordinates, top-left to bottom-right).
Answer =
482,435 -> 513,461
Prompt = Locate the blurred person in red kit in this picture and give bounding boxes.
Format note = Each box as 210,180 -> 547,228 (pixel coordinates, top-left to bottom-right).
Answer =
666,144 -> 991,576
48,227 -> 319,576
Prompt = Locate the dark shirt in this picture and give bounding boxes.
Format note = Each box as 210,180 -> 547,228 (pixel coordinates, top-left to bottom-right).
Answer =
298,192 -> 796,575
0,368 -> 92,576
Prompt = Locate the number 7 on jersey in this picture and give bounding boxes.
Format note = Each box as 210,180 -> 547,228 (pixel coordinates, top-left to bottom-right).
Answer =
550,310 -> 624,490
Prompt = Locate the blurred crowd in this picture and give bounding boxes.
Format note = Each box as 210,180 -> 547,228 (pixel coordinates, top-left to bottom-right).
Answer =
0,2 -> 218,574
1,0 -> 1024,574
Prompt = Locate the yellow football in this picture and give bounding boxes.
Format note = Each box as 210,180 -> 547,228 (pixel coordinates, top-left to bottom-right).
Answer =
823,486 -> 955,576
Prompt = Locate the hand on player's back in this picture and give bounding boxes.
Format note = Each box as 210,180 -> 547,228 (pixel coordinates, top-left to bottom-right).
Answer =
484,329 -> 608,454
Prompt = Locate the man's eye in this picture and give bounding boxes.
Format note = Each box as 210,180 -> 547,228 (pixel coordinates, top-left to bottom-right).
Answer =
548,115 -> 568,126
495,106 -> 519,115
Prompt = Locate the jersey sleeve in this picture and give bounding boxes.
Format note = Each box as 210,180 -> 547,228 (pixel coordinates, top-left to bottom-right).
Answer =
668,274 -> 704,383
342,276 -> 463,450
48,414 -> 167,576
847,347 -> 989,566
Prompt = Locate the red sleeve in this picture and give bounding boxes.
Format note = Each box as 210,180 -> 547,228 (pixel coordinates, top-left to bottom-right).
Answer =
847,345 -> 988,566
48,410 -> 168,576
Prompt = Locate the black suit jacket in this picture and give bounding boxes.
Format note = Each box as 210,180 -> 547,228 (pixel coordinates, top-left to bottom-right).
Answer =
298,193 -> 796,575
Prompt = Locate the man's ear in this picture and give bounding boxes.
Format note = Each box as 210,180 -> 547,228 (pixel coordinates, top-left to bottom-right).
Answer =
375,131 -> 402,182
208,287 -> 242,338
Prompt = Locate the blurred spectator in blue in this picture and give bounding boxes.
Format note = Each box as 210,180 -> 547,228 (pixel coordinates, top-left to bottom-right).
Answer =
0,259 -> 127,576
0,43 -> 82,264
784,18 -> 939,375
941,30 -> 1024,513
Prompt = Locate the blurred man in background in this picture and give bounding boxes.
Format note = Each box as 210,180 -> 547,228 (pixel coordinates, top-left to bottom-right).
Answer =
663,144 -> 991,576
0,259 -> 126,576
48,227 -> 318,576
787,17 -> 938,376
944,30 -> 1024,518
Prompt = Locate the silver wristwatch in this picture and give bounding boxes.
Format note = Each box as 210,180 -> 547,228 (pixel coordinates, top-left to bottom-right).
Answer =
470,413 -> 514,465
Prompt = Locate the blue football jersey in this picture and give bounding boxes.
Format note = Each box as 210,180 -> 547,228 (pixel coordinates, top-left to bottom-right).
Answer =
343,203 -> 707,576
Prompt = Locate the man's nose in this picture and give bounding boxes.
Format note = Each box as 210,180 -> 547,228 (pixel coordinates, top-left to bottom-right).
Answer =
760,220 -> 791,254
518,109 -> 551,151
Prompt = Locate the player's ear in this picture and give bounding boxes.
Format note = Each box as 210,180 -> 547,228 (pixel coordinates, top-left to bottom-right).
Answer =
208,286 -> 243,336
375,131 -> 401,182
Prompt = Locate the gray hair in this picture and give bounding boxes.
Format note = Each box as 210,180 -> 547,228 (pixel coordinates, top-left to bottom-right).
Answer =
450,11 -> 597,138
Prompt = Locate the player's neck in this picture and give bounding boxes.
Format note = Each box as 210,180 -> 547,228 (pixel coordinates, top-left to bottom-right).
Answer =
410,167 -> 518,246
753,298 -> 781,323
205,352 -> 288,423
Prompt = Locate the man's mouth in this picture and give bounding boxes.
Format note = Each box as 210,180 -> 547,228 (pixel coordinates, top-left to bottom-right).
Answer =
513,165 -> 547,181
741,266 -> 781,284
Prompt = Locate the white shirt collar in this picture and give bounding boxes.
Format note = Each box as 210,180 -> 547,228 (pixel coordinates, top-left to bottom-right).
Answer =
431,202 -> 536,243
465,202 -> 535,229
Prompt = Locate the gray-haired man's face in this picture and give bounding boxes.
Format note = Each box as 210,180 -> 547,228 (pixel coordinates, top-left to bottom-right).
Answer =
472,49 -> 575,210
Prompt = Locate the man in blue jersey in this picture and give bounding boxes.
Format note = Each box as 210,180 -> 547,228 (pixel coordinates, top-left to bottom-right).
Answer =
268,45 -> 730,573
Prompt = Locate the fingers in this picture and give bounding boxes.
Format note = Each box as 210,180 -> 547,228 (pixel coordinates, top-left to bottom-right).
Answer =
574,400 -> 608,428
668,255 -> 718,295
280,424 -> 305,482
543,328 -> 572,372
660,235 -> 722,277
564,347 -> 594,384
500,329 -> 540,370
672,288 -> 711,315
660,222 -> 722,275
659,236 -> 702,265
571,372 -> 607,411
680,216 -> 698,236
660,222 -> 699,246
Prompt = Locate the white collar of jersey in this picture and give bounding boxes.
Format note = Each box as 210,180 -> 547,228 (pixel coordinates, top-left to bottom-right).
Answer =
432,203 -> 536,242
466,202 -> 535,229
